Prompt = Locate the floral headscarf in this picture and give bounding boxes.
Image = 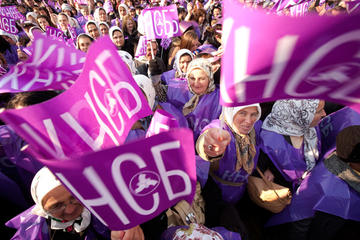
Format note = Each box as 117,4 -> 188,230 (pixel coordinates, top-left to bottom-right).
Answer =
262,99 -> 320,170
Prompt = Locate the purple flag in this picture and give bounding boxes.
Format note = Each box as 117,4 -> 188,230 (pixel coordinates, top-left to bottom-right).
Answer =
347,1 -> 360,14
46,26 -> 66,42
0,36 -> 153,160
221,1 -> 360,113
135,35 -> 147,58
160,37 -> 172,50
141,5 -> 180,39
0,6 -> 25,20
146,109 -> 180,137
0,15 -> 18,34
0,32 -> 84,93
272,0 -> 307,12
40,128 -> 196,230
75,0 -> 88,4
103,0 -> 114,13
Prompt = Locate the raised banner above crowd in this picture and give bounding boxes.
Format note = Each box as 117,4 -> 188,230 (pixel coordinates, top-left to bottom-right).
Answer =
41,128 -> 196,230
141,4 -> 180,39
0,36 -> 152,160
0,32 -> 85,92
146,109 -> 180,137
221,0 -> 360,113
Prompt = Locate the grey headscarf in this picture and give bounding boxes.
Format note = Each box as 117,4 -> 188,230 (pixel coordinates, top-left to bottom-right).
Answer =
262,99 -> 320,171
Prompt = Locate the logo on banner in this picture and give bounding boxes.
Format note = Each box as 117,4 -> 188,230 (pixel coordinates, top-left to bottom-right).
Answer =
104,89 -> 119,116
129,171 -> 161,196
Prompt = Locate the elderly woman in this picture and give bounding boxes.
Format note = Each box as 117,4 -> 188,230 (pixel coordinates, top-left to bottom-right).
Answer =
167,58 -> 222,141
6,167 -> 144,239
109,26 -> 134,56
161,49 -> 194,85
196,104 -> 262,203
259,99 -> 326,190
266,125 -> 360,240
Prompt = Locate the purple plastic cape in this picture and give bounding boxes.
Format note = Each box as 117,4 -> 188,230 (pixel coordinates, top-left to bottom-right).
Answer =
260,107 -> 360,190
200,119 -> 262,203
185,89 -> 222,141
159,102 -> 189,129
6,206 -> 111,240
161,69 -> 176,85
166,79 -> 190,110
266,160 -> 360,227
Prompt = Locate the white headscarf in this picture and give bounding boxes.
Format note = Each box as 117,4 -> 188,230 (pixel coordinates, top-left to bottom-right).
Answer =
109,25 -> 122,42
118,50 -> 138,75
85,20 -> 101,36
61,3 -> 72,12
262,99 -> 320,170
94,7 -> 106,22
173,49 -> 194,77
134,74 -> 156,110
76,33 -> 94,50
30,167 -> 91,232
222,104 -> 261,133
118,3 -> 129,16
0,30 -> 17,43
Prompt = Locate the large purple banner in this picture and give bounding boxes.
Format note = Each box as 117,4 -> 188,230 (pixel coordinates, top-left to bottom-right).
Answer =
0,32 -> 85,93
141,5 -> 180,39
0,36 -> 152,160
41,128 -> 196,230
221,1 -> 360,113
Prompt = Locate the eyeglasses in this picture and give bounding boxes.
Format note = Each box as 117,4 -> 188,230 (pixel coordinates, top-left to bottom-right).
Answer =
46,197 -> 81,215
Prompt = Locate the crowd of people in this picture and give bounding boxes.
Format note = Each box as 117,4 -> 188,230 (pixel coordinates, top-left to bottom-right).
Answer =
0,0 -> 359,239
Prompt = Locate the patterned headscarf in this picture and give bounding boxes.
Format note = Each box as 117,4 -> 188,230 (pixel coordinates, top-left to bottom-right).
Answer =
262,99 -> 320,170
182,58 -> 215,116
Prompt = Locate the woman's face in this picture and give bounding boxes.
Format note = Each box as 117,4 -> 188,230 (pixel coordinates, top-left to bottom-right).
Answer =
87,23 -> 100,39
42,185 -> 84,222
80,7 -> 89,16
58,14 -> 69,30
39,9 -> 47,16
119,7 -> 127,17
112,30 -> 124,47
213,8 -> 221,18
37,17 -> 50,31
179,55 -> 192,73
188,68 -> 209,95
100,24 -> 109,35
309,100 -> 326,127
190,39 -> 200,52
198,14 -> 205,25
78,36 -> 92,52
233,106 -> 259,135
126,20 -> 134,33
99,9 -> 107,22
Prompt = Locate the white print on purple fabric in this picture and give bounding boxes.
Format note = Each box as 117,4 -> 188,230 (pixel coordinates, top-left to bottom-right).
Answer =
0,36 -> 152,160
187,115 -> 210,134
42,129 -> 196,230
220,1 -> 360,113
142,5 -> 180,39
135,35 -> 147,58
347,1 -> 360,14
75,0 -> 88,4
221,170 -> 248,183
46,26 -> 66,42
0,15 -> 17,34
289,1 -> 311,17
0,6 -> 25,20
0,32 -> 84,93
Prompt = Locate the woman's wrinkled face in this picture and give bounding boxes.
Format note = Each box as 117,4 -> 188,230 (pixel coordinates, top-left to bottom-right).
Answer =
37,17 -> 49,31
309,100 -> 326,127
233,106 -> 259,135
78,36 -> 92,52
99,24 -> 109,35
188,68 -> 209,95
87,23 -> 100,39
42,185 -> 84,222
58,14 -> 69,29
99,9 -> 107,21
179,54 -> 192,74
112,30 -> 124,47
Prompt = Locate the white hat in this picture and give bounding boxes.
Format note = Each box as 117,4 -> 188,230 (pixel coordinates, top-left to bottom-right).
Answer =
134,74 -> 156,110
